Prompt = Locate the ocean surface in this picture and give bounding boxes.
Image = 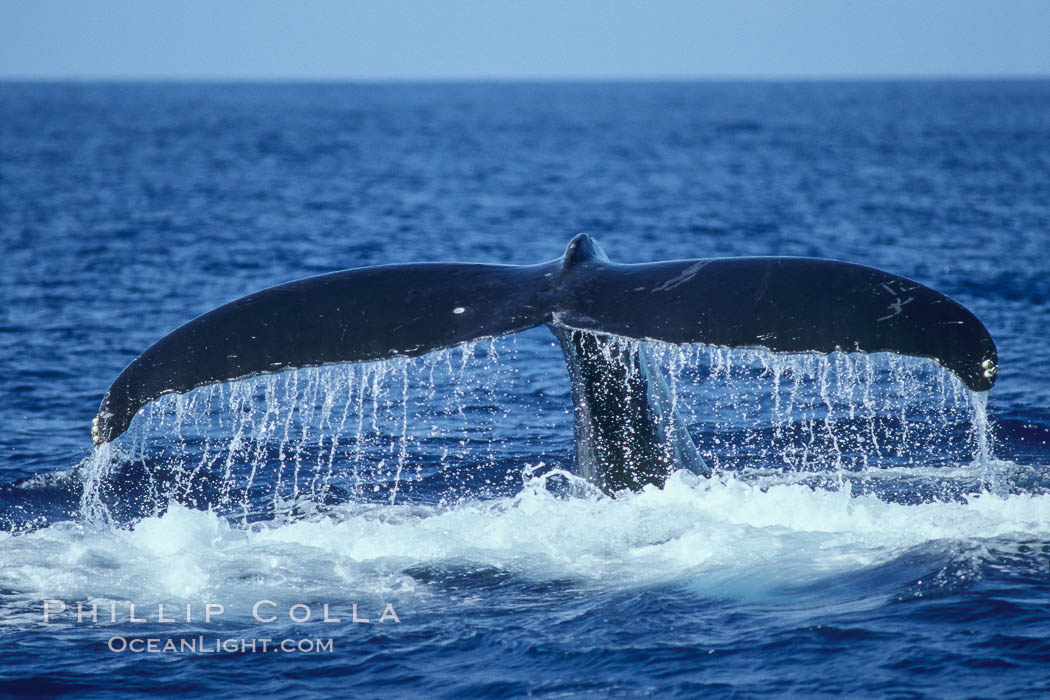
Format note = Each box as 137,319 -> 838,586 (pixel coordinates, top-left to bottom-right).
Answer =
1,81 -> 1049,697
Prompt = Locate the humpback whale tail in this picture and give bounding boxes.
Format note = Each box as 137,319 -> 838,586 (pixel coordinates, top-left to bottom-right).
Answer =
92,235 -> 997,492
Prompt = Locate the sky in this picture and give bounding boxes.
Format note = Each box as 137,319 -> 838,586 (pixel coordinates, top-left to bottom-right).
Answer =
1,0 -> 1048,81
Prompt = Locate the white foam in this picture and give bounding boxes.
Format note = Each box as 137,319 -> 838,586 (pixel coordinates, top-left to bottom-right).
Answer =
4,470 -> 1049,619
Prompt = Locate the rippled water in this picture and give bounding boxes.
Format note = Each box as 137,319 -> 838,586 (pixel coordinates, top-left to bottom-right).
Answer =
2,81 -> 1049,697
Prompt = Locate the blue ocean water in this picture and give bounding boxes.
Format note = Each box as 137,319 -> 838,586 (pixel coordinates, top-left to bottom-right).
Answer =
1,81 -> 1049,697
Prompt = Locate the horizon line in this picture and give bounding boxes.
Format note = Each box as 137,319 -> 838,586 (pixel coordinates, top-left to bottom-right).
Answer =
2,73 -> 1049,84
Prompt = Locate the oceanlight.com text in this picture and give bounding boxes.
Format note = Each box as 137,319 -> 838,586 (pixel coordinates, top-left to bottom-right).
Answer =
107,636 -> 335,654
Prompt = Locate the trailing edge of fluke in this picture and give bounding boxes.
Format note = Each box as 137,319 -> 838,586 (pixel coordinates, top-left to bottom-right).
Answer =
91,235 -> 997,491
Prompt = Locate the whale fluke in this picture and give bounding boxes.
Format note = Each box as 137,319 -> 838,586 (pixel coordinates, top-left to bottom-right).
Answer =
92,262 -> 553,445
92,235 -> 997,492
555,254 -> 997,391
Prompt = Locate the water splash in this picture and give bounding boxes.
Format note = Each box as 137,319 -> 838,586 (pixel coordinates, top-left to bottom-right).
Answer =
79,333 -> 996,525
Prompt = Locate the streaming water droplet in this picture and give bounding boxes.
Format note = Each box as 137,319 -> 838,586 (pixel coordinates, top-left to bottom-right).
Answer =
79,333 -> 996,524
